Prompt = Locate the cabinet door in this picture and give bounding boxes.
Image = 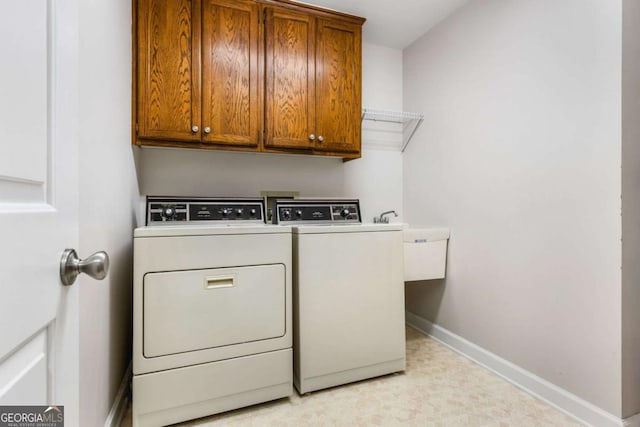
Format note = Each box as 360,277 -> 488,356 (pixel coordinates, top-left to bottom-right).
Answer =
201,0 -> 260,146
137,0 -> 200,141
264,7 -> 316,150
315,18 -> 361,153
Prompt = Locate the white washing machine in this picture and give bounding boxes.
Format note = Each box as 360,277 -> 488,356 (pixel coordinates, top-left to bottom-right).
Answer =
274,199 -> 405,394
133,197 -> 292,427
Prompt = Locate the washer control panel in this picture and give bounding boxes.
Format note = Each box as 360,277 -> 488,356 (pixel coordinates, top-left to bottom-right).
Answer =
274,199 -> 360,224
146,197 -> 264,225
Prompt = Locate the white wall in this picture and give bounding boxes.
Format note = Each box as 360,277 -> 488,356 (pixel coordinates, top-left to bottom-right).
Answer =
139,42 -> 404,223
403,0 -> 622,416
78,0 -> 138,425
139,148 -> 344,200
622,0 -> 640,417
345,43 -> 404,222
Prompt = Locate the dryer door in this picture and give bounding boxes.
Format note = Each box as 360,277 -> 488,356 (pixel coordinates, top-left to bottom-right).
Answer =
143,264 -> 286,358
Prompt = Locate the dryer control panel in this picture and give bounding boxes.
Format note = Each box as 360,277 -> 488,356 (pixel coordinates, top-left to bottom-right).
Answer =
146,197 -> 265,225
274,199 -> 361,225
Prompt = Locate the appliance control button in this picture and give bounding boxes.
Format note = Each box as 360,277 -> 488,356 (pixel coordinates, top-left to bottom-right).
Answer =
249,208 -> 257,216
295,210 -> 303,217
162,206 -> 176,219
282,209 -> 291,220
340,208 -> 350,218
235,208 -> 243,216
221,208 -> 230,217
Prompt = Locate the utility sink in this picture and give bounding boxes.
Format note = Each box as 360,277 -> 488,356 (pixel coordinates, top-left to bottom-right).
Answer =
403,227 -> 449,282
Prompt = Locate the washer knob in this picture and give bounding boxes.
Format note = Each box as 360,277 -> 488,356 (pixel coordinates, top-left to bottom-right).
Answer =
295,209 -> 303,218
162,206 -> 176,220
221,208 -> 230,217
340,208 -> 350,218
235,208 -> 243,216
282,209 -> 291,220
249,208 -> 257,216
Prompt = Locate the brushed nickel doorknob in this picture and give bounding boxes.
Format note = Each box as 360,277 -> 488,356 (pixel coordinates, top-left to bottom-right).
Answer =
60,249 -> 110,286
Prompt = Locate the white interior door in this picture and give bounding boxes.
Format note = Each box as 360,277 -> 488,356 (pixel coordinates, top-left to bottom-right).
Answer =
0,0 -> 80,424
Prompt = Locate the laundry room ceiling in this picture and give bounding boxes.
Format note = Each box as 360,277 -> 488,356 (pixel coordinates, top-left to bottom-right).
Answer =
300,0 -> 471,49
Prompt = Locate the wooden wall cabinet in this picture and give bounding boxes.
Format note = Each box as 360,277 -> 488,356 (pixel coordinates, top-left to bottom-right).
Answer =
134,0 -> 365,159
264,7 -> 315,151
136,0 -> 260,149
201,0 -> 261,147
314,18 -> 362,154
264,7 -> 362,156
136,0 -> 200,142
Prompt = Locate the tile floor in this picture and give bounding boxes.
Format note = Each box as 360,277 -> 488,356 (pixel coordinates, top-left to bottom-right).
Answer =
121,326 -> 583,426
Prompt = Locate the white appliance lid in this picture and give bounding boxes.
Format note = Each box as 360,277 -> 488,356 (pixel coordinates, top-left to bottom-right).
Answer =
291,223 -> 403,234
134,224 -> 291,238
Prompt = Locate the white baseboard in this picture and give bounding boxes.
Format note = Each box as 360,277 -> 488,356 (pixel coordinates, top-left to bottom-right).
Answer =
405,311 -> 625,427
104,361 -> 132,427
624,412 -> 640,427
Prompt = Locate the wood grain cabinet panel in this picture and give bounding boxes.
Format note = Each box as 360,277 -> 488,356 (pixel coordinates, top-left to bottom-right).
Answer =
137,0 -> 200,142
202,0 -> 260,146
315,18 -> 361,154
264,8 -> 315,150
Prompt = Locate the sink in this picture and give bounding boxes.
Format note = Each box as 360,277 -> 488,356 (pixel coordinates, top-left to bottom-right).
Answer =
403,227 -> 449,243
403,227 -> 449,282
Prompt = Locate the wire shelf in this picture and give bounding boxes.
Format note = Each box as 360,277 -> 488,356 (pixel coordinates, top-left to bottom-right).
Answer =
361,108 -> 424,152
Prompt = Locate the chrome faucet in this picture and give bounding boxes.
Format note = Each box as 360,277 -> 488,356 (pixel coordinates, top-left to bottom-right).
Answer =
374,210 -> 398,224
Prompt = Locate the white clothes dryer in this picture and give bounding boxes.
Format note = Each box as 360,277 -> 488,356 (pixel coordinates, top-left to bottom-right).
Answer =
133,197 -> 292,427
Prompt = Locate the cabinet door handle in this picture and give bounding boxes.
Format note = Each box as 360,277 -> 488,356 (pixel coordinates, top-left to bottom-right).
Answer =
317,135 -> 324,143
309,134 -> 315,141
192,125 -> 199,133
204,127 -> 211,134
